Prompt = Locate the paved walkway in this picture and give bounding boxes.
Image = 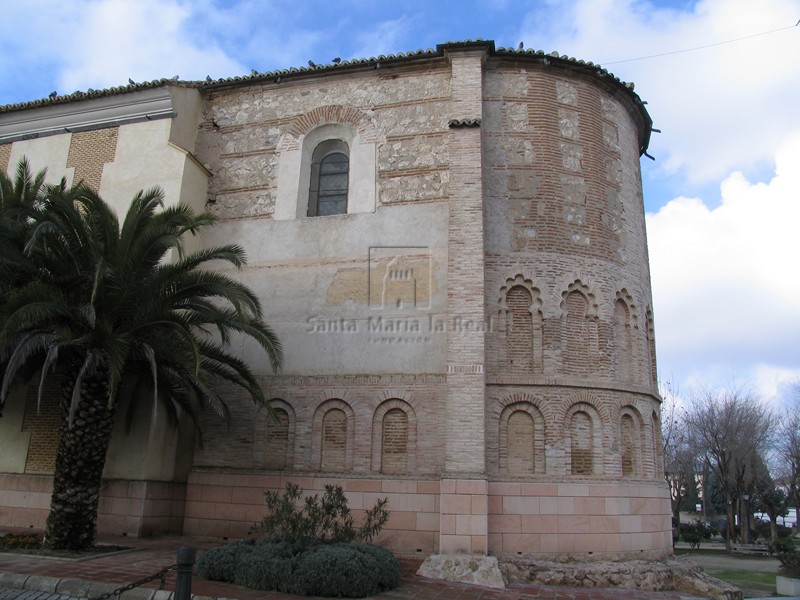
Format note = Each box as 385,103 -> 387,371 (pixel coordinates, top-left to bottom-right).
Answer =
0,534 -> 721,600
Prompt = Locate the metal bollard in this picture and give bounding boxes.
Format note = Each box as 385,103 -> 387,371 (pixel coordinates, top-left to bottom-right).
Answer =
175,546 -> 196,600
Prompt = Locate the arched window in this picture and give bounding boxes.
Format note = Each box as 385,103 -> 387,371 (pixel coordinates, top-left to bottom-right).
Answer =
507,410 -> 535,475
498,401 -> 546,476
646,309 -> 657,386
570,410 -> 594,475
321,408 -> 348,472
308,139 -> 349,216
506,286 -> 533,373
381,408 -> 409,474
620,413 -> 636,477
614,299 -> 632,382
264,408 -> 290,469
565,290 -> 590,374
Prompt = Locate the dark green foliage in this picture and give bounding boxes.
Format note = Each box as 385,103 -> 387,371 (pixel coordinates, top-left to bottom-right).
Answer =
198,485 -> 398,596
679,520 -> 714,548
289,543 -> 401,598
251,483 -> 390,550
195,540 -> 256,581
677,473 -> 702,512
775,537 -> 800,577
233,541 -> 294,591
196,540 -> 401,598
0,158 -> 282,549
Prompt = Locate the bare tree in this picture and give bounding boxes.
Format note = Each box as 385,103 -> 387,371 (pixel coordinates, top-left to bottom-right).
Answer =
661,382 -> 698,528
686,386 -> 774,551
777,383 -> 800,526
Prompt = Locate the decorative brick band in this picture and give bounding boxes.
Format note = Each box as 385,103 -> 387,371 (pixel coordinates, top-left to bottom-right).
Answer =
447,364 -> 485,374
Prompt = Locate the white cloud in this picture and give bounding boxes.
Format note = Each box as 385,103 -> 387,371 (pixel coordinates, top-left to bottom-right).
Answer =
518,0 -> 800,186
350,16 -> 421,60
56,0 -> 246,90
647,130 -> 800,402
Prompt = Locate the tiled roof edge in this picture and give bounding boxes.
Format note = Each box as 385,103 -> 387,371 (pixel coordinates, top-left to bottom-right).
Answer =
0,39 -> 652,153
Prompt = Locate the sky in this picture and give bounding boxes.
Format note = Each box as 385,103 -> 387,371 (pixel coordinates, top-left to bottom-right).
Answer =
1,0 -> 798,408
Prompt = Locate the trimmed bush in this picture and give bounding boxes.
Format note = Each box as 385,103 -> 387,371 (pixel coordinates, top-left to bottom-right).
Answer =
196,540 -> 255,581
234,543 -> 294,591
198,484 -> 398,597
289,543 -> 401,598
196,540 -> 402,597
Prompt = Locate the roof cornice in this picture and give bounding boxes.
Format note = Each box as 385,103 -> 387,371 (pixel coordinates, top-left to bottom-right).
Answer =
0,86 -> 176,144
0,39 -> 653,153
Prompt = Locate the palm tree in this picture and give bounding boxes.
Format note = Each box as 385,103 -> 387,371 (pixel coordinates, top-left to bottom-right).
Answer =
0,158 -> 48,311
0,166 -> 282,550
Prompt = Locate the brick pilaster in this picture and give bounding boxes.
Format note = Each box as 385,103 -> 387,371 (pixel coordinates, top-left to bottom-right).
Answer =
441,47 -> 489,554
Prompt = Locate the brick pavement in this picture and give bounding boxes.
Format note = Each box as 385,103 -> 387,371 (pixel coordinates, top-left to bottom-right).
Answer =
0,534 -> 708,600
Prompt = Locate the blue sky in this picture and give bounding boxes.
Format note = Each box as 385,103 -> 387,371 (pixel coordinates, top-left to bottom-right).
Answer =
1,0 -> 799,407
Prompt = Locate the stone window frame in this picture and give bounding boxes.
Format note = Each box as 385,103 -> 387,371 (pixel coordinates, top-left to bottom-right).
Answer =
311,399 -> 355,473
253,399 -> 296,470
274,106 -> 378,220
498,401 -> 546,476
371,398 -> 417,474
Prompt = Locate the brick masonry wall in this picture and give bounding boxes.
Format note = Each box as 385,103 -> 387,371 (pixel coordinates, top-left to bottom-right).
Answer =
66,128 -> 119,191
20,383 -> 62,474
0,49 -> 669,558
0,143 -> 10,173
196,64 -> 453,218
192,374 -> 446,475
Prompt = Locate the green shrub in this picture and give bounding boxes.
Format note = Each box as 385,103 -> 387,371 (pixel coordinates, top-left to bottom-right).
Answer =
679,520 -> 714,549
351,543 -> 403,590
775,537 -> 800,577
196,540 -> 255,581
288,543 -> 401,598
233,542 -> 294,591
195,539 -> 402,597
251,483 -> 390,550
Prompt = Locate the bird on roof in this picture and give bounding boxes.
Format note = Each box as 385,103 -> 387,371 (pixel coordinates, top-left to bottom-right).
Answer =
332,57 -> 341,64
171,75 -> 179,80
308,60 -> 316,67
206,75 -> 212,83
49,91 -> 57,98
251,69 -> 258,75
518,41 -> 524,50
128,78 -> 135,85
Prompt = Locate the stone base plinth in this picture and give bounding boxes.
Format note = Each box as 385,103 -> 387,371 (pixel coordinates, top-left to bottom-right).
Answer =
501,558 -> 742,600
777,575 -> 800,596
417,554 -> 505,589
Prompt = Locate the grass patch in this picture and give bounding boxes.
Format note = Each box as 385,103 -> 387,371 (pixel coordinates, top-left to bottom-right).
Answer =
707,570 -> 776,594
674,547 -> 731,556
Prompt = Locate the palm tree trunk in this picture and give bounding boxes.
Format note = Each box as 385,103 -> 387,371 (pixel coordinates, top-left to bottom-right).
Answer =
43,374 -> 115,550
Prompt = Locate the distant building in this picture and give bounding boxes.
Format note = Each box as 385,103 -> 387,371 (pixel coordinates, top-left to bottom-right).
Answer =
0,40 -> 671,560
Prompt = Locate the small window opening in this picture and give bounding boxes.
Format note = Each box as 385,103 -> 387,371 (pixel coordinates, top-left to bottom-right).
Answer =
308,139 -> 349,216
